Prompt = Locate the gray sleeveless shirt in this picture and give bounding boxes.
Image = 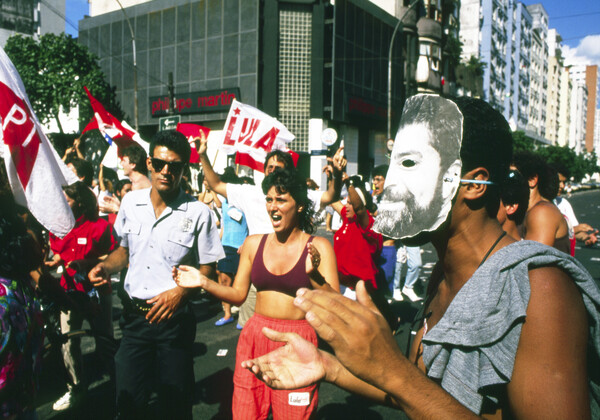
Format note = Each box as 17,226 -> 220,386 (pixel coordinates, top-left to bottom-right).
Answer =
421,240 -> 600,415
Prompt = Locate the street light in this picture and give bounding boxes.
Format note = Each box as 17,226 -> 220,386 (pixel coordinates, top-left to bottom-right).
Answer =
116,0 -> 138,131
387,0 -> 421,139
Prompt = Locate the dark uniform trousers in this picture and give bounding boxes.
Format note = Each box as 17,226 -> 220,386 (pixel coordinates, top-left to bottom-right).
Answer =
115,304 -> 196,420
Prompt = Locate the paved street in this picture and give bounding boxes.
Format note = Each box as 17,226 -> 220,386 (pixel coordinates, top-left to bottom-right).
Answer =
35,189 -> 600,419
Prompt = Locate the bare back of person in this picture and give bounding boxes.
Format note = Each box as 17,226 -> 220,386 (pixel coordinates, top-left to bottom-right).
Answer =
523,199 -> 569,252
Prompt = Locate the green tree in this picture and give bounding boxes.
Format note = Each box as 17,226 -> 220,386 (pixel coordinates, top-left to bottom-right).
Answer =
4,33 -> 123,134
512,130 -> 535,152
537,145 -> 600,182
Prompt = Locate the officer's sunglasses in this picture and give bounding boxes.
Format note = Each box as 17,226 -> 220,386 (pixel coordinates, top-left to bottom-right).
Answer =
150,157 -> 186,174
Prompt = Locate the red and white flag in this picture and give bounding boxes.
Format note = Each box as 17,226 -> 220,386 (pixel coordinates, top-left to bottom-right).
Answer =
81,86 -> 149,169
0,47 -> 78,237
220,100 -> 296,172
176,123 -> 210,163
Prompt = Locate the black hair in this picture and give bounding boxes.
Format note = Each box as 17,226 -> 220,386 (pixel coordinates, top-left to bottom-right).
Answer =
122,143 -> 148,174
115,178 -> 132,197
261,168 -> 315,234
63,181 -> 99,220
541,164 -> 560,201
149,130 -> 191,163
512,150 -> 558,200
264,150 -> 294,170
69,158 -> 94,187
451,96 -> 513,217
240,176 -> 255,185
220,166 -> 240,184
550,162 -> 570,179
500,170 -> 529,224
347,175 -> 377,214
372,164 -> 389,179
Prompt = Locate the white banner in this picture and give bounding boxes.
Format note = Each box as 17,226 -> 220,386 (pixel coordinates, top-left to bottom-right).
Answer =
220,100 -> 294,169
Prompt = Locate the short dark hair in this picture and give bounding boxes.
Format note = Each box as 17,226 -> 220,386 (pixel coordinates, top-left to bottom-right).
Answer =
551,162 -> 570,179
372,165 -> 389,179
115,178 -> 132,197
264,150 -> 294,170
69,158 -> 94,187
122,143 -> 148,174
347,175 -> 377,214
500,170 -> 529,224
150,130 -> 191,163
512,151 -> 558,200
541,163 -> 560,201
452,96 -> 513,217
63,181 -> 98,220
261,168 -> 315,234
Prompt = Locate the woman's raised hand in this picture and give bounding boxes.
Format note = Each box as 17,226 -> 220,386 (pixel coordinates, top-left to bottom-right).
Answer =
172,265 -> 206,289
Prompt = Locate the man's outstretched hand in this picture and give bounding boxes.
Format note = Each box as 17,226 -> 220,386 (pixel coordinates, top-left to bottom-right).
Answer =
241,327 -> 330,389
293,281 -> 404,388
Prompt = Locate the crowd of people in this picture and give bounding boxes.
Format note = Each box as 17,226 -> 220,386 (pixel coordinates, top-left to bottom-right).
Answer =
1,94 -> 600,419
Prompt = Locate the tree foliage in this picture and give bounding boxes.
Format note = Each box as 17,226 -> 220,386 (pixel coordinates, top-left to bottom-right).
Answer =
512,130 -> 535,152
4,33 -> 123,134
537,145 -> 600,182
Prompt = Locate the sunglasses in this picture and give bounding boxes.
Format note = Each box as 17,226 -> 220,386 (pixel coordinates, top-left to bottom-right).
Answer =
150,157 -> 186,174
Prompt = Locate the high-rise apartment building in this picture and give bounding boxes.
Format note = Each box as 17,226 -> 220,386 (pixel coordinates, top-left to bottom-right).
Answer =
503,1 -> 532,130
0,0 -> 65,46
557,56 -> 572,147
584,65 -> 597,153
526,3 -> 548,139
460,0 -> 536,131
568,65 -> 588,154
545,28 -> 562,144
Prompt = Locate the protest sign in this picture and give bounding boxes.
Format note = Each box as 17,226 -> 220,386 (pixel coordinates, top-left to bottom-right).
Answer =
220,100 -> 295,172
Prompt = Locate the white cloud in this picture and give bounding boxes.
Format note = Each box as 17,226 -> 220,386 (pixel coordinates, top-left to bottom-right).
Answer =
564,35 -> 600,66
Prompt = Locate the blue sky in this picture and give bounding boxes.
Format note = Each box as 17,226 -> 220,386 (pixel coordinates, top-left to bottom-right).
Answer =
64,0 -> 599,65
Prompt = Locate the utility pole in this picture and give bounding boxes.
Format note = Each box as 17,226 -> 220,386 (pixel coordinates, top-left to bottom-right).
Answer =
116,0 -> 138,130
168,72 -> 175,115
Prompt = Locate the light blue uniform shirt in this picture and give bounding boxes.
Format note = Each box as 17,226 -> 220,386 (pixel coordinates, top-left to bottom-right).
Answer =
114,188 -> 225,300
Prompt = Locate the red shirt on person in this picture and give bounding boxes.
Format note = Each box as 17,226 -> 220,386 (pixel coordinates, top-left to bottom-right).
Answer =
49,215 -> 118,293
334,207 -> 382,289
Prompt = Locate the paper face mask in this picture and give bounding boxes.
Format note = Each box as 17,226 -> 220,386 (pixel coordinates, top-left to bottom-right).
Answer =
373,94 -> 463,241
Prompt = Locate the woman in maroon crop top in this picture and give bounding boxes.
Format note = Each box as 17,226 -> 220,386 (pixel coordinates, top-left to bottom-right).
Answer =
174,168 -> 339,420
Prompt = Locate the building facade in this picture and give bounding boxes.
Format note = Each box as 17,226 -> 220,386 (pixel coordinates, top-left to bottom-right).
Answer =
545,28 -> 561,144
79,0 -> 406,181
0,0 -> 65,46
525,3 -> 548,139
568,65 -> 588,154
584,65 -> 597,153
503,1 -> 532,130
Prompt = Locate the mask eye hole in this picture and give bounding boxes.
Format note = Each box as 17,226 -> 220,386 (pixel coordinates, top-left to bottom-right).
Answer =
402,159 -> 416,168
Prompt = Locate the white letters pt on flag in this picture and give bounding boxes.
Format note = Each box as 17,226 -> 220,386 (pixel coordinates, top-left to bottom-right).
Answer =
220,100 -> 295,171
0,47 -> 77,237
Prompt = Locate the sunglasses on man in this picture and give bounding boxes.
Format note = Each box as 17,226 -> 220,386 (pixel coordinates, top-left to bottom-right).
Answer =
150,157 -> 186,174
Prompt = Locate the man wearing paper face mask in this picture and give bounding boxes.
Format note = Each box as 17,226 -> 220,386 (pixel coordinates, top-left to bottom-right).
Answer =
374,95 -> 462,241
239,95 -> 600,419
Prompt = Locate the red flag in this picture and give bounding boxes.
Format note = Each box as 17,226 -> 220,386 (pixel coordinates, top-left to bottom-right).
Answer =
81,86 -> 148,156
0,47 -> 78,237
176,123 -> 210,163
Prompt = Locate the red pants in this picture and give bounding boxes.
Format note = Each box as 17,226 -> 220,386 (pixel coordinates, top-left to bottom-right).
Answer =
232,313 -> 319,420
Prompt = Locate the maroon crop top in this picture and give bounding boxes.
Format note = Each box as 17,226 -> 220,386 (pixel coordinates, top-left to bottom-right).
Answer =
251,234 -> 314,297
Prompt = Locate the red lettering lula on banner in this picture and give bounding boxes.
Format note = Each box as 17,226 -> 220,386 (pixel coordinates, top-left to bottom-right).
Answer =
218,100 -> 295,171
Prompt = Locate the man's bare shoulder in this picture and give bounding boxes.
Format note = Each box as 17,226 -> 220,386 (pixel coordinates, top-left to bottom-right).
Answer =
527,200 -> 563,222
507,265 -> 589,418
